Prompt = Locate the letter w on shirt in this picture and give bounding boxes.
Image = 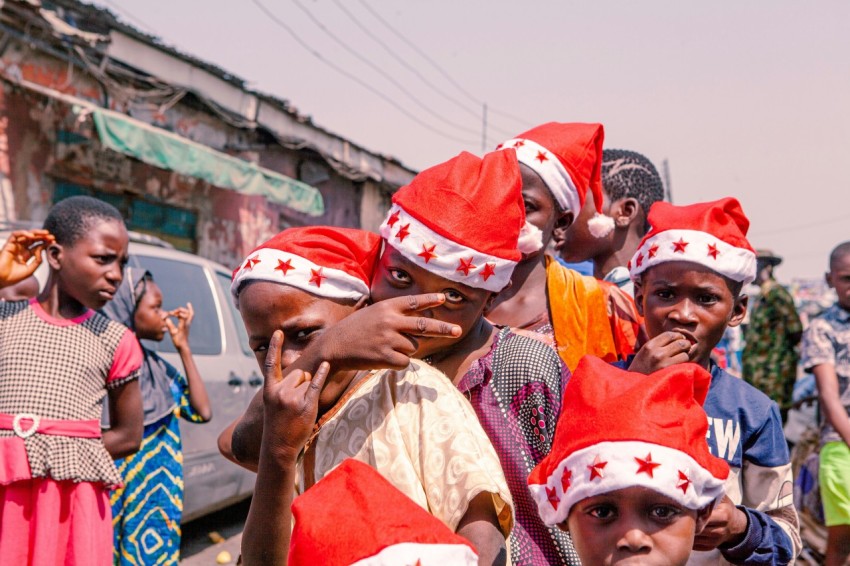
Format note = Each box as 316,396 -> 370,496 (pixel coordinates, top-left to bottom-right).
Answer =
706,417 -> 741,461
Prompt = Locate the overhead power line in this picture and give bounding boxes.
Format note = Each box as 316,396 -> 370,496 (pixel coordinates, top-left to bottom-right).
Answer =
356,0 -> 530,134
251,0 -> 478,145
289,0 -> 480,141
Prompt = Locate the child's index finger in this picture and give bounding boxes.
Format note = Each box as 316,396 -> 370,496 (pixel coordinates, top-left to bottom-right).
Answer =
401,293 -> 446,313
263,330 -> 285,384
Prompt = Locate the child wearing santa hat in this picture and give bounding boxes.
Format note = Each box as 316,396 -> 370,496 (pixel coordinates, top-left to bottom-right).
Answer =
230,226 -> 513,565
489,122 -> 642,369
623,198 -> 800,565
370,149 -> 578,565
528,356 -> 729,566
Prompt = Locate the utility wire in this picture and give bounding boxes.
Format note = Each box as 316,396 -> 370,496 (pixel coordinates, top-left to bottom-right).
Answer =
356,0 -> 530,134
251,0 -> 477,145
290,0 -> 480,140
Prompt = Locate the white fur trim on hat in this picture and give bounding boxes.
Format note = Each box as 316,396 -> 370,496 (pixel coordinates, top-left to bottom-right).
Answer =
231,248 -> 370,301
518,221 -> 544,254
529,441 -> 726,526
629,229 -> 757,285
587,213 -> 616,238
350,542 -> 478,566
499,138 -> 580,214
380,205 -> 517,292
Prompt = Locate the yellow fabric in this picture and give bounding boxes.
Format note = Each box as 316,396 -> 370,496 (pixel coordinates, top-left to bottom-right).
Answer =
545,256 -> 619,371
296,361 -> 514,538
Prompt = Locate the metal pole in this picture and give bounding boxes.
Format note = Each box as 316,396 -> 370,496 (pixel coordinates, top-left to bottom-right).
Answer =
662,158 -> 673,203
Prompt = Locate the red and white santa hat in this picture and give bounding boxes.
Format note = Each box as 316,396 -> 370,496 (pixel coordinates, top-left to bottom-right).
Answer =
230,226 -> 381,301
528,356 -> 729,526
497,122 -> 614,239
628,197 -> 757,286
380,150 -> 531,292
289,459 -> 478,566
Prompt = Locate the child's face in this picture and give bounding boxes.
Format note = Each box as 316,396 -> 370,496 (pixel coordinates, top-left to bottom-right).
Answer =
134,282 -> 167,341
559,189 -> 611,263
239,281 -> 357,371
520,164 -> 563,254
826,253 -> 850,310
370,245 -> 492,359
54,219 -> 129,310
634,261 -> 746,368
564,486 -> 701,566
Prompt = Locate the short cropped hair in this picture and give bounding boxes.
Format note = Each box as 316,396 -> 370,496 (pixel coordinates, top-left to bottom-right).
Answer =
829,241 -> 850,270
601,149 -> 664,234
43,196 -> 124,246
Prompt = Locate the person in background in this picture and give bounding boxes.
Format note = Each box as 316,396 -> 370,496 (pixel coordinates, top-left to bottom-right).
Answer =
800,241 -> 850,566
528,357 -> 728,566
624,198 -> 800,565
104,268 -> 212,565
0,197 -> 143,566
557,148 -> 665,298
488,122 -> 638,370
0,274 -> 39,301
742,249 -> 803,422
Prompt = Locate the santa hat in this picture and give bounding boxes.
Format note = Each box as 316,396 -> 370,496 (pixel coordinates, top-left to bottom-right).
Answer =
289,459 -> 478,566
380,150 -> 533,292
231,226 -> 381,301
629,197 -> 757,285
497,122 -> 614,239
528,356 -> 729,526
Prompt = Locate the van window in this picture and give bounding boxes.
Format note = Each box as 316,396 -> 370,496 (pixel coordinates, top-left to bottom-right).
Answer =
215,271 -> 252,357
133,255 -> 222,355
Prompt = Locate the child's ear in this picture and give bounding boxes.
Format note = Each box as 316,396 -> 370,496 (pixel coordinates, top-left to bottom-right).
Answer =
45,243 -> 62,270
613,197 -> 639,228
825,271 -> 834,289
633,279 -> 645,317
552,210 -> 575,245
727,294 -> 748,328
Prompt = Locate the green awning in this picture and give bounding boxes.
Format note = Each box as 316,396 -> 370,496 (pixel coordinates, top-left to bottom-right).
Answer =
91,108 -> 324,216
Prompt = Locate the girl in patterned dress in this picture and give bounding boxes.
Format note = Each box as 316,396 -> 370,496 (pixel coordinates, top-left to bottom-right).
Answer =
103,269 -> 211,565
0,196 -> 144,566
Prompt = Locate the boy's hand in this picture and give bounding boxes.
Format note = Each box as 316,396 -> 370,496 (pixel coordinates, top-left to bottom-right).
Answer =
316,293 -> 462,370
693,495 -> 748,551
165,302 -> 194,352
261,330 -> 329,462
628,331 -> 698,374
0,230 -> 54,286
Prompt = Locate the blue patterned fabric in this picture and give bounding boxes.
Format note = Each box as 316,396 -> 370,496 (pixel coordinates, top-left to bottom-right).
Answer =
111,352 -> 206,565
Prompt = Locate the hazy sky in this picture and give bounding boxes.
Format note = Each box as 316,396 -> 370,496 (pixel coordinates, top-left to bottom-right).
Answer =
97,0 -> 849,282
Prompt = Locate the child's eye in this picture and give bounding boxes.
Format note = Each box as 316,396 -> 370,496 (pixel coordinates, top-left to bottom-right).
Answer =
650,505 -> 681,521
389,269 -> 411,284
295,328 -> 320,341
655,289 -> 674,300
524,200 -> 537,214
444,290 -> 466,304
251,343 -> 269,354
697,294 -> 719,305
587,505 -> 616,520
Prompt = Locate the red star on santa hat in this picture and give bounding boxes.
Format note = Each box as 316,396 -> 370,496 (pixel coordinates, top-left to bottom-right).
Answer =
635,253 -> 644,268
561,468 -> 572,492
588,455 -> 608,481
244,255 -> 260,271
386,210 -> 401,227
535,150 -> 548,164
418,244 -> 437,264
395,223 -> 411,242
707,243 -> 720,260
480,263 -> 496,281
513,140 -> 525,149
647,244 -> 659,258
546,486 -> 559,510
275,258 -> 294,275
309,268 -> 326,288
677,470 -> 692,494
672,238 -> 689,253
635,452 -> 661,478
457,257 -> 476,276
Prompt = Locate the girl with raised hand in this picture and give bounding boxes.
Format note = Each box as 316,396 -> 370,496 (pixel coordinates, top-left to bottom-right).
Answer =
0,196 -> 143,566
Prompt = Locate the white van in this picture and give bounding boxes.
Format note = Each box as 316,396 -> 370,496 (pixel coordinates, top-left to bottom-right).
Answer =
1,225 -> 257,521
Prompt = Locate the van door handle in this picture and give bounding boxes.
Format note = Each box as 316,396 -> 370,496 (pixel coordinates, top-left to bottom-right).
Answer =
228,373 -> 244,388
248,373 -> 263,387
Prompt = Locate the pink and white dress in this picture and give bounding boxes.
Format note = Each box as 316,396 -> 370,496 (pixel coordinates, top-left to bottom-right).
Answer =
0,298 -> 142,566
